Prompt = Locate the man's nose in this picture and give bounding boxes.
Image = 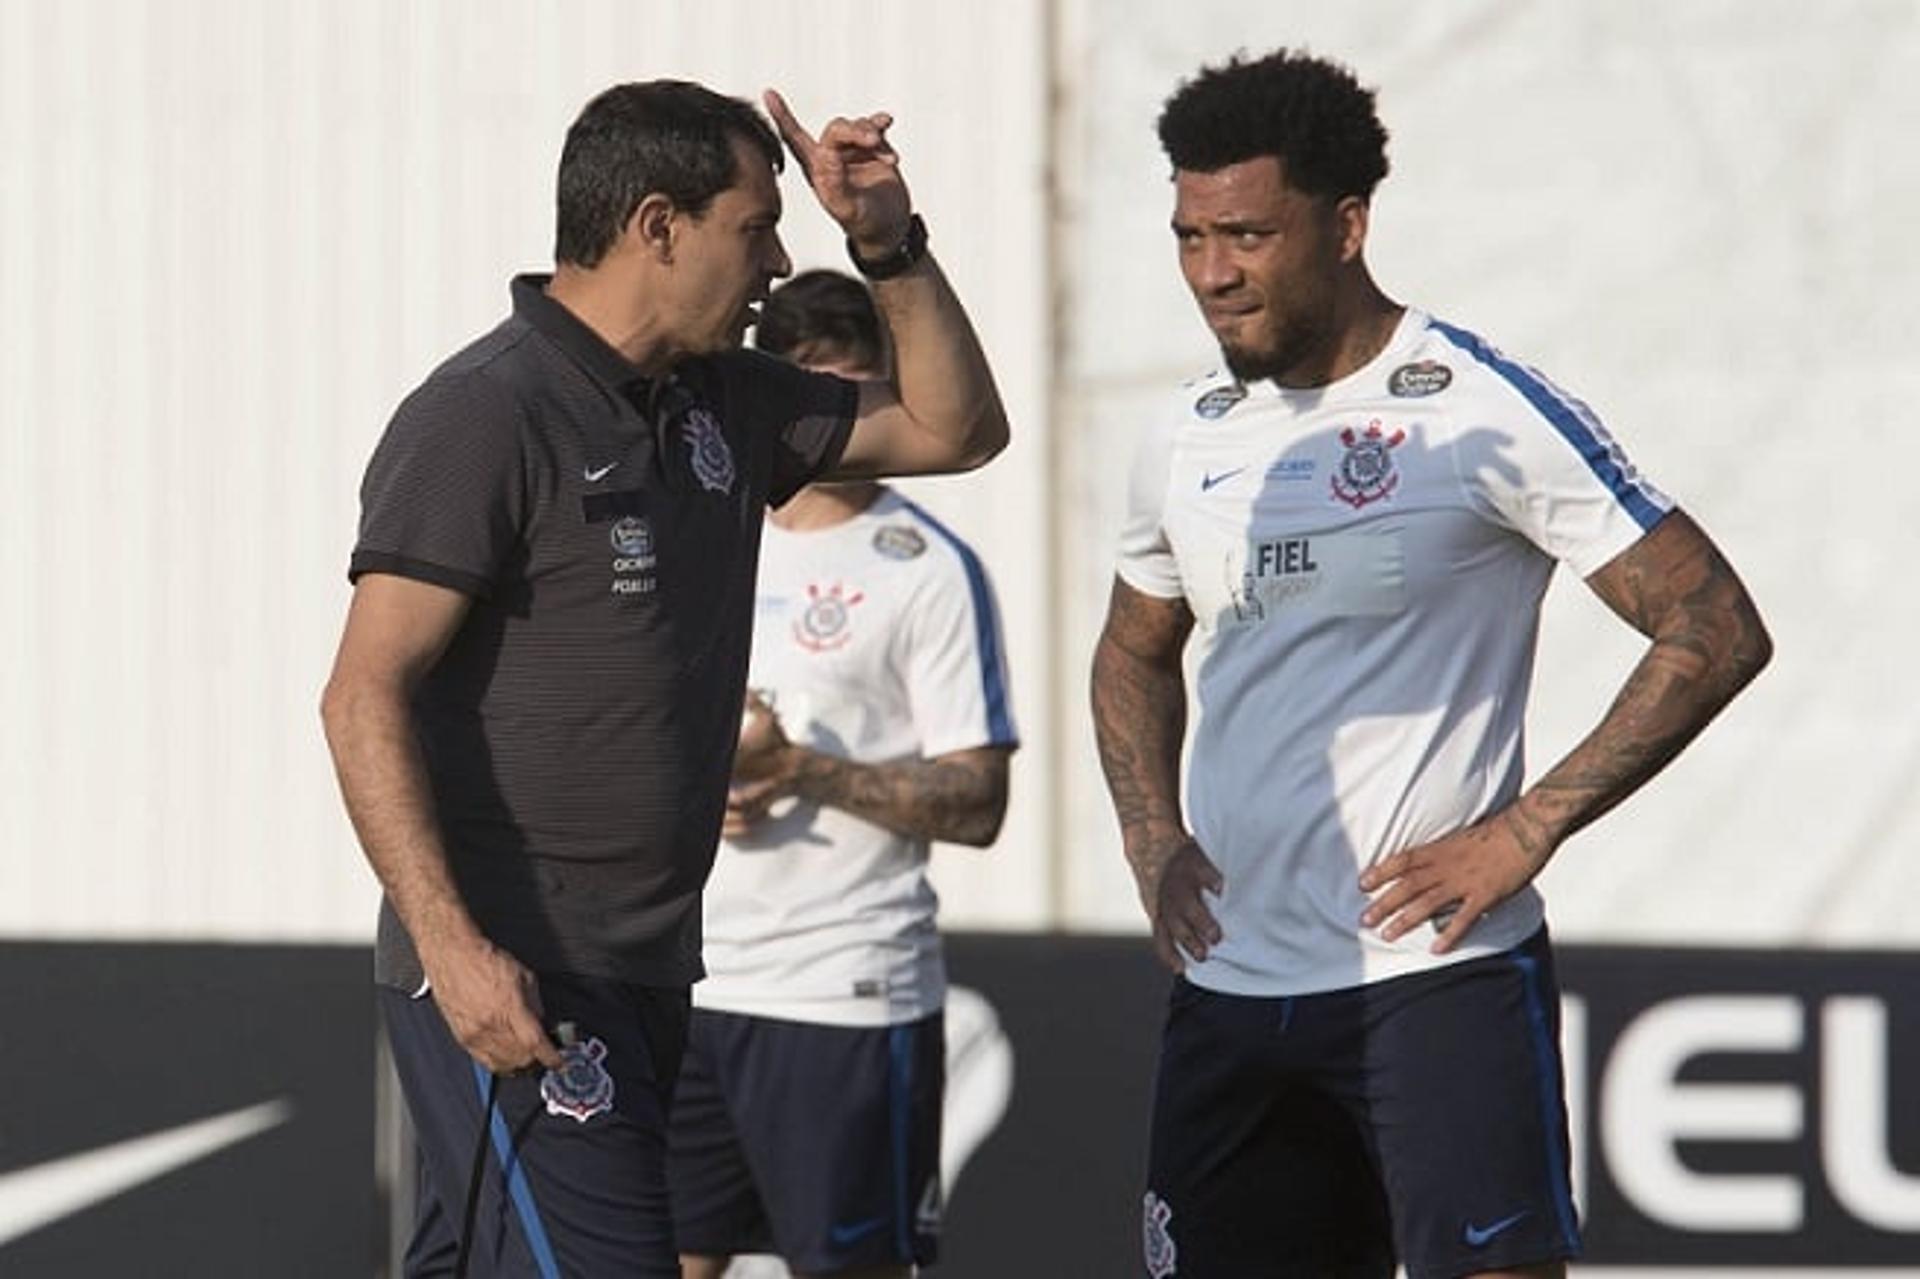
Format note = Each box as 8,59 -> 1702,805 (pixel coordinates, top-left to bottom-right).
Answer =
1191,239 -> 1241,293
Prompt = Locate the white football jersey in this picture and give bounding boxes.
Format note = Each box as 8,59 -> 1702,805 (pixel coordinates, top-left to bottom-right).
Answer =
697,488 -> 1018,1026
1117,308 -> 1672,997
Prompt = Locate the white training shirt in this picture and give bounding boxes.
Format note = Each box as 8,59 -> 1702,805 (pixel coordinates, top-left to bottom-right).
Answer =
1116,308 -> 1672,997
696,488 -> 1018,1026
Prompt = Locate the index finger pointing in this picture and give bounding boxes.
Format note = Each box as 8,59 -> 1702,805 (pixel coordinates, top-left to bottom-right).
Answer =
761,88 -> 816,165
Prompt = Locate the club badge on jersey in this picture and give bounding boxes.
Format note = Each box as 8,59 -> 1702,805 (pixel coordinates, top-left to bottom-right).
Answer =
540,1035 -> 616,1123
682,406 -> 736,494
793,581 -> 864,653
1330,420 -> 1407,509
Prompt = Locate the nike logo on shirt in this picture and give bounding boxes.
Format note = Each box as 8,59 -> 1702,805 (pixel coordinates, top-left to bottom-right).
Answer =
1200,466 -> 1247,492
0,1099 -> 294,1245
1462,1209 -> 1530,1247
584,462 -> 619,482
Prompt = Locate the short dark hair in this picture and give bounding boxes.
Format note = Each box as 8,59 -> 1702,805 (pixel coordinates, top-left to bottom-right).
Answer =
555,80 -> 783,268
1158,49 -> 1389,201
754,270 -> 886,374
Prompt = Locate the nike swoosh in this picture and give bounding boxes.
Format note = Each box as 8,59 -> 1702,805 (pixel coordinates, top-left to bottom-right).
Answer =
1200,466 -> 1247,492
827,1214 -> 888,1246
0,1099 -> 294,1245
1462,1209 -> 1530,1247
583,462 -> 619,482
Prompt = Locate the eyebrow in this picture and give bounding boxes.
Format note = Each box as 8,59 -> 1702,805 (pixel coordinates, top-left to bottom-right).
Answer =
1171,217 -> 1278,234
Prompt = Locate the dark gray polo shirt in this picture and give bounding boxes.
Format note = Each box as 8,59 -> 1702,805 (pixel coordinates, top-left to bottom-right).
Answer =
351,274 -> 856,989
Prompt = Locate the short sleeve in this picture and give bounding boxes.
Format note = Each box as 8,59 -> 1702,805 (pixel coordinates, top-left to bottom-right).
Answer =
715,351 -> 856,507
1460,362 -> 1674,578
1113,413 -> 1185,599
349,370 -> 529,598
902,536 -> 1019,759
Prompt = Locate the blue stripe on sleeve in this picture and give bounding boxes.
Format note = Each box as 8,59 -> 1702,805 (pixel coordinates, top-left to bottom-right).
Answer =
1429,319 -> 1666,531
470,1063 -> 562,1279
899,498 -> 1016,744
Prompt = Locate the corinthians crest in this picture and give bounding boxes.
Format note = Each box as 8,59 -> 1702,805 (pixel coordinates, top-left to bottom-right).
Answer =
541,1034 -> 616,1123
1143,1191 -> 1177,1278
682,406 -> 735,494
794,581 -> 864,652
1330,420 -> 1407,509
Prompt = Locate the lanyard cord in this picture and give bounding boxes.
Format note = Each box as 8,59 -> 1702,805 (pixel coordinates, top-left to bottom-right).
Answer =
453,1072 -> 501,1279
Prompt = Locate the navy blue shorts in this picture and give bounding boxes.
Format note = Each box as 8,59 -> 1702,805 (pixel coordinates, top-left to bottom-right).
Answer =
668,1009 -> 944,1271
380,975 -> 690,1278
1145,926 -> 1580,1279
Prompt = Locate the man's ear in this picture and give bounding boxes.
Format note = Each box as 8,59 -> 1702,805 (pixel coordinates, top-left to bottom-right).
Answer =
628,193 -> 677,264
1334,195 -> 1370,264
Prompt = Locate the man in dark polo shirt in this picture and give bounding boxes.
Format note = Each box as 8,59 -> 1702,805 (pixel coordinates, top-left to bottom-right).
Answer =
320,80 -> 1008,1278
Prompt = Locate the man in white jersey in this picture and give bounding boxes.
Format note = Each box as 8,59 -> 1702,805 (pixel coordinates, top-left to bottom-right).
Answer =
670,270 -> 1018,1279
1092,50 -> 1771,1279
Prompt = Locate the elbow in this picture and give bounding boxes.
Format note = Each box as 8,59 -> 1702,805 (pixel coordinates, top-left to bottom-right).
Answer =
949,772 -> 1011,848
1090,632 -> 1120,690
951,799 -> 1008,848
1722,592 -> 1774,695
320,671 -> 393,760
1731,616 -> 1774,693
956,405 -> 1010,472
319,677 -> 351,753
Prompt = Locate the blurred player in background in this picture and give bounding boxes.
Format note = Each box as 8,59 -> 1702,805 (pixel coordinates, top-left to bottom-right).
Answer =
323,78 -> 1009,1277
1091,49 -> 1771,1279
670,270 -> 1018,1279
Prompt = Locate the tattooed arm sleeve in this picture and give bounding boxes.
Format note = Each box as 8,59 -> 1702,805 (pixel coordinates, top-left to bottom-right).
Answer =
785,744 -> 1011,847
1503,510 -> 1772,861
1091,576 -> 1197,887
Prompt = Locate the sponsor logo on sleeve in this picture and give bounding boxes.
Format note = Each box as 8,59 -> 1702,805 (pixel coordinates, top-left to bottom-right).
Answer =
872,525 -> 928,560
1192,383 -> 1249,419
1388,360 -> 1452,397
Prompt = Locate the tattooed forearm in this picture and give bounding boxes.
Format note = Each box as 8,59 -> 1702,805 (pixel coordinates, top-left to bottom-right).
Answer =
1513,510 -> 1772,853
787,746 -> 1010,846
1091,579 -> 1195,870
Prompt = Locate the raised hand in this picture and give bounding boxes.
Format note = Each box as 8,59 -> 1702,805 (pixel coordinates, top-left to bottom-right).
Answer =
763,88 -> 913,255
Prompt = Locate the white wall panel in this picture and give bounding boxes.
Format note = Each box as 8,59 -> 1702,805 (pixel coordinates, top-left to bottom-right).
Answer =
0,0 -> 1053,939
9,0 -> 1917,948
1055,0 -> 1920,944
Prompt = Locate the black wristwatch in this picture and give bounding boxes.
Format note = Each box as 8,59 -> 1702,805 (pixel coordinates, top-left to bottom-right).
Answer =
847,214 -> 928,281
